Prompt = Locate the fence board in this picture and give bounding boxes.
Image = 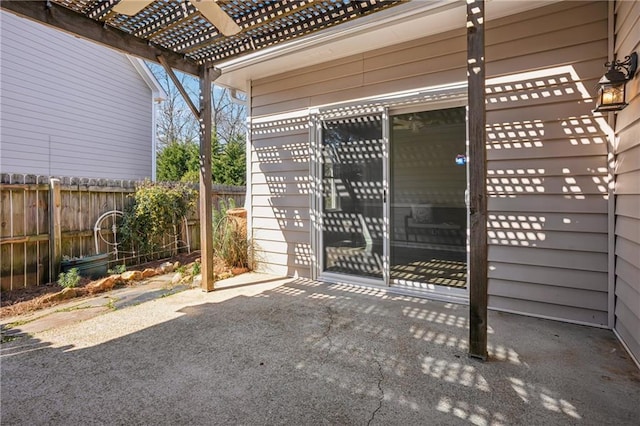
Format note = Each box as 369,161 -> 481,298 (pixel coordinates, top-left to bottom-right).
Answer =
0,173 -> 245,290
1,244 -> 12,290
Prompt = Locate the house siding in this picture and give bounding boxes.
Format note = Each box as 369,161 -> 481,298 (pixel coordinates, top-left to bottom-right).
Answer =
250,1 -> 610,325
0,11 -> 154,180
614,0 -> 640,362
250,114 -> 312,277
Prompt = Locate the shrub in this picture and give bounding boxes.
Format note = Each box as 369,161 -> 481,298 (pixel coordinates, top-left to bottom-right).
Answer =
120,181 -> 197,261
213,198 -> 249,268
58,268 -> 81,288
192,261 -> 201,276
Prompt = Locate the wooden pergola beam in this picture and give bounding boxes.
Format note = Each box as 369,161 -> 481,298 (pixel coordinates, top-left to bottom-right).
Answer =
467,0 -> 488,361
0,0 -> 201,77
157,55 -> 200,119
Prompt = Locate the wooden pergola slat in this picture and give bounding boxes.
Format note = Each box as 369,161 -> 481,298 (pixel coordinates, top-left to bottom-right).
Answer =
0,0 -> 200,76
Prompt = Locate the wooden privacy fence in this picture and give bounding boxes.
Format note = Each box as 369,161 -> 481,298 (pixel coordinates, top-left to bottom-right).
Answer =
0,173 -> 245,291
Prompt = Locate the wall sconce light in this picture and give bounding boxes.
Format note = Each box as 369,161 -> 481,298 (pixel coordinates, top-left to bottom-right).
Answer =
594,52 -> 637,113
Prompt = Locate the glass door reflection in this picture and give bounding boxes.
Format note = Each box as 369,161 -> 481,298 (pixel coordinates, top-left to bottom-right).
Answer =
390,107 -> 468,289
321,115 -> 384,279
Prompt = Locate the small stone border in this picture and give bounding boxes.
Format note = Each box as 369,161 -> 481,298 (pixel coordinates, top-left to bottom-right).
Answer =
41,260 -> 250,305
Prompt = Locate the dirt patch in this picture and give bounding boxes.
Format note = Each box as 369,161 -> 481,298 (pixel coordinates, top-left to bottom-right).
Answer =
1,278 -> 92,319
1,252 -> 238,319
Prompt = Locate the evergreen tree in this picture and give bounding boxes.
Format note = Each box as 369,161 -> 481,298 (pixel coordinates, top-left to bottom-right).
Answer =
213,137 -> 246,186
156,141 -> 199,181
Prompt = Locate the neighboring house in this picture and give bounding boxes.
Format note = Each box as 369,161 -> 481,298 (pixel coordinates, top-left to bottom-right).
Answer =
214,1 -> 640,365
0,11 -> 164,180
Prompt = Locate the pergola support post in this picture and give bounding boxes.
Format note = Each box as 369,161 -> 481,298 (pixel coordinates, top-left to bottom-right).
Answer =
467,0 -> 488,360
199,66 -> 215,292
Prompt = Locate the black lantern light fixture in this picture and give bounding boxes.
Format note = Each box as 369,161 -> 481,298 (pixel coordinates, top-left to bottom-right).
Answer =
594,52 -> 638,113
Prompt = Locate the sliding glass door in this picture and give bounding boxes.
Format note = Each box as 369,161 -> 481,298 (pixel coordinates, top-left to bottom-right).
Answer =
314,105 -> 468,297
320,115 -> 385,279
389,107 -> 468,291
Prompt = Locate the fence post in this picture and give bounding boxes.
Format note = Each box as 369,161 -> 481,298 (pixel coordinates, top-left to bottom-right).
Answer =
49,178 -> 62,282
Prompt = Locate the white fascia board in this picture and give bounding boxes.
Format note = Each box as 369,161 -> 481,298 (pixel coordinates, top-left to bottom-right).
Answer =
214,0 -> 560,91
218,0 -> 459,72
128,56 -> 167,102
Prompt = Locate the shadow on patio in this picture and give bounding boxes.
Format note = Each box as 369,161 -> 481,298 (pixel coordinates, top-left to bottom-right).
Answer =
1,275 -> 638,425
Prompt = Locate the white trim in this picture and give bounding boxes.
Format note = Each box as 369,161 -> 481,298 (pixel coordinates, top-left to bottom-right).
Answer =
391,282 -> 469,305
613,329 -> 640,371
128,57 -> 167,100
218,0 -> 459,72
253,108 -> 309,123
229,88 -> 247,106
215,1 -> 562,89
309,112 -> 319,281
320,271 -> 385,289
382,107 -> 390,287
606,0 -> 616,330
128,57 -> 166,182
317,82 -> 467,115
245,79 -> 253,256
389,98 -> 468,116
151,97 -> 158,181
489,306 -> 610,330
321,278 -> 470,306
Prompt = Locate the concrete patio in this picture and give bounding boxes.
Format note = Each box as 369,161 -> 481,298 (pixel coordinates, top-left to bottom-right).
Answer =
1,273 -> 638,425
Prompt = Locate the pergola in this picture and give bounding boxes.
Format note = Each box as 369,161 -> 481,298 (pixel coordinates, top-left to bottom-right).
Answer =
0,0 -> 488,359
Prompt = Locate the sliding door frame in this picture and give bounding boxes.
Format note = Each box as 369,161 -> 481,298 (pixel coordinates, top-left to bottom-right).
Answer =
310,85 -> 470,302
310,108 -> 389,288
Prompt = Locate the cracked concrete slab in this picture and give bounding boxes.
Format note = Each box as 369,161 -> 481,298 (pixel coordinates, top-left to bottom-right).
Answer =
1,274 -> 639,425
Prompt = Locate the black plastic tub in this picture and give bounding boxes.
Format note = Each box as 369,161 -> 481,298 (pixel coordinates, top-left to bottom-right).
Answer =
60,253 -> 110,279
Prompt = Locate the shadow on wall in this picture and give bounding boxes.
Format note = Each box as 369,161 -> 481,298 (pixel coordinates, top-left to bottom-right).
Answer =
2,278 -> 638,424
252,115 -> 313,277
250,64 -> 611,303
482,64 -> 612,323
485,66 -> 610,263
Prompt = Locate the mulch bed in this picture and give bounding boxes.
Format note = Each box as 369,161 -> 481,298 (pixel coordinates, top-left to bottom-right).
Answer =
0,252 -> 209,319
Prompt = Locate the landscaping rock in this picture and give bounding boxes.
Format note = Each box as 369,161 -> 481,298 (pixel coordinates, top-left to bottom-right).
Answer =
41,287 -> 79,303
173,261 -> 181,270
141,268 -> 157,279
231,267 -> 249,276
159,262 -> 174,274
86,277 -> 116,295
217,272 -> 233,280
171,272 -> 182,285
121,271 -> 143,282
192,274 -> 202,288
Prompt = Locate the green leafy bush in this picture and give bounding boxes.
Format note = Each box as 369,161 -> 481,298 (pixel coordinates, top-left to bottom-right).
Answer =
192,261 -> 201,276
58,268 -> 81,288
121,181 -> 197,261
